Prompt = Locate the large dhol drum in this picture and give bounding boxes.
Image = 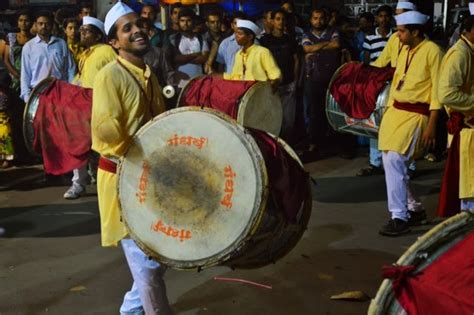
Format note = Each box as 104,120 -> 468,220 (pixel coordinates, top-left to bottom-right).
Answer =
326,63 -> 392,138
23,77 -> 56,156
177,76 -> 283,136
368,212 -> 474,314
118,107 -> 311,270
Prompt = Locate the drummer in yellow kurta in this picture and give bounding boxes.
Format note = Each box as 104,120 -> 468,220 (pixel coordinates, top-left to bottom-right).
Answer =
63,16 -> 117,201
378,11 -> 444,236
74,17 -> 116,89
437,13 -> 474,213
358,1 -> 418,177
91,2 -> 171,314
223,20 -> 281,90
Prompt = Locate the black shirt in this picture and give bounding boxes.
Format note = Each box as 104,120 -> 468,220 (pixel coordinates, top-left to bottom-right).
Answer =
260,33 -> 297,85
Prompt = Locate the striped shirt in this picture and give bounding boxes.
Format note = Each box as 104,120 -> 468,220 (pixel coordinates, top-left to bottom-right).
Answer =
363,28 -> 393,62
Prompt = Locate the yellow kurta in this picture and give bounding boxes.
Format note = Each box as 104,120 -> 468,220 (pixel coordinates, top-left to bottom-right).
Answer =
74,44 -> 116,88
92,56 -> 166,247
378,39 -> 444,158
68,41 -> 84,65
223,44 -> 282,81
438,35 -> 474,199
372,33 -> 402,68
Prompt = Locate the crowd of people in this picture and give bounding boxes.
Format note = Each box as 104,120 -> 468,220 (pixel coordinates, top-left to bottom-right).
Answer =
0,0 -> 473,313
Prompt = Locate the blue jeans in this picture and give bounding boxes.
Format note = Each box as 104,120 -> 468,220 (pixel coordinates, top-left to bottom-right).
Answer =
461,198 -> 474,211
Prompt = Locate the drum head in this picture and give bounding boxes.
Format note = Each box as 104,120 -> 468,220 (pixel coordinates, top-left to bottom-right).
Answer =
23,77 -> 56,156
238,82 -> 282,136
118,107 -> 268,269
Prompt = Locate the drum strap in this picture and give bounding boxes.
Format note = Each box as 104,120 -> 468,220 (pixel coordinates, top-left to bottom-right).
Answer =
116,58 -> 156,119
99,156 -> 117,174
393,100 -> 430,117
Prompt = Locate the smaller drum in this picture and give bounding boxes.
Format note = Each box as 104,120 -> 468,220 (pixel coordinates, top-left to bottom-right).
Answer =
326,63 -> 392,138
177,76 -> 283,136
23,77 -> 56,156
368,212 -> 474,315
118,107 -> 311,270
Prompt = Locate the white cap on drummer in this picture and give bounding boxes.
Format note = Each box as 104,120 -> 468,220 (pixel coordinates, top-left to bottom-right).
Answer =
83,16 -> 105,36
104,0 -> 135,36
396,1 -> 417,11
395,11 -> 430,26
236,19 -> 261,36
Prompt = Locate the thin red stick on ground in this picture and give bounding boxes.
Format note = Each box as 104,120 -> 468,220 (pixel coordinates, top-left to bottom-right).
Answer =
213,276 -> 273,289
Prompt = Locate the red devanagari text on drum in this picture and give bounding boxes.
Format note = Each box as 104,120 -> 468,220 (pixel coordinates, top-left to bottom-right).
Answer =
151,219 -> 192,242
220,165 -> 236,209
167,134 -> 208,149
136,161 -> 150,204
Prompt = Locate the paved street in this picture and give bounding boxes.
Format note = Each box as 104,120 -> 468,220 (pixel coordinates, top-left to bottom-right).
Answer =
0,154 -> 444,315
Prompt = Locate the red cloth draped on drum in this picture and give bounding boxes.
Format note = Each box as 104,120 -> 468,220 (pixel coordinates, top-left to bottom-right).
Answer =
330,63 -> 394,119
182,76 -> 256,118
33,79 -> 92,175
383,232 -> 474,315
249,129 -> 309,223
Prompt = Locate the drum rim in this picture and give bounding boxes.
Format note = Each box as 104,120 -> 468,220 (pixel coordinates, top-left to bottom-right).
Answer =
368,212 -> 474,315
176,75 -> 204,108
22,77 -> 57,157
117,106 -> 270,270
237,81 -> 282,136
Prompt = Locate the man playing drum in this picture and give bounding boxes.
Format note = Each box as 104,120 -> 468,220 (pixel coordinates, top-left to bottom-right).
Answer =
91,2 -> 170,313
223,19 -> 281,92
437,12 -> 474,215
378,11 -> 443,236
357,0 -> 418,177
63,16 -> 117,200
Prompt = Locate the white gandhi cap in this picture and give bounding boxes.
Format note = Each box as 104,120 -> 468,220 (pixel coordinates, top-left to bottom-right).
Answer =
83,16 -> 105,36
396,1 -> 417,11
104,0 -> 135,36
236,19 -> 261,36
395,11 -> 430,26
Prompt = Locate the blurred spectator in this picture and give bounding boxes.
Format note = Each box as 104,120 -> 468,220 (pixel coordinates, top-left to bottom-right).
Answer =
0,43 -> 13,168
78,2 -> 93,19
63,18 -> 83,64
261,9 -> 298,140
20,11 -> 75,103
203,11 -> 224,74
170,8 -> 209,79
164,3 -> 182,45
354,12 -> 374,61
141,16 -> 164,48
363,5 -> 393,64
4,10 -> 33,93
259,9 -> 273,37
302,9 -> 341,153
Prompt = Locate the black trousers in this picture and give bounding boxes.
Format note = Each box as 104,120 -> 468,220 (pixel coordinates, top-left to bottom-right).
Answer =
304,80 -> 329,146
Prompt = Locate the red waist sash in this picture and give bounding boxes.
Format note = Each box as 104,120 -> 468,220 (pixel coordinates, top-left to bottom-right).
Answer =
99,156 -> 117,174
393,100 -> 430,117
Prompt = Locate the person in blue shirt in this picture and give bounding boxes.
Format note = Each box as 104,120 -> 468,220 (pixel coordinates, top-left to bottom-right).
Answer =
20,11 -> 75,102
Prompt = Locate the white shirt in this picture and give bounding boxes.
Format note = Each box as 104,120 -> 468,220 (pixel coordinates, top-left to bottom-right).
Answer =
20,35 -> 76,101
177,35 -> 209,78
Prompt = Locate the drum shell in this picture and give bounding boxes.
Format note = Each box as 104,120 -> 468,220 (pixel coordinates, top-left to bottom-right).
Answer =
118,107 -> 310,270
325,63 -> 391,139
177,76 -> 283,136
